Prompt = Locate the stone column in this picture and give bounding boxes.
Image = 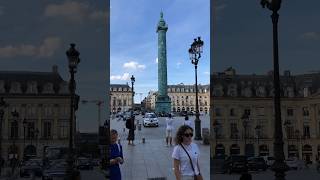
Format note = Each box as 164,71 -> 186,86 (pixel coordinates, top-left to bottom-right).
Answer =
155,12 -> 171,113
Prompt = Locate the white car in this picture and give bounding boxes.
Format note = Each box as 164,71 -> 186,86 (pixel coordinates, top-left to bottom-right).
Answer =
143,113 -> 159,127
285,157 -> 303,170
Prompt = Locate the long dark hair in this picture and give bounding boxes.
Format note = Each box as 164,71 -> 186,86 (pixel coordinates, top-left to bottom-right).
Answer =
174,125 -> 193,145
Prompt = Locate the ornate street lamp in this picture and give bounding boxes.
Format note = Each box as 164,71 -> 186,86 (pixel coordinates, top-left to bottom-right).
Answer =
213,121 -> 220,156
34,128 -> 39,155
295,129 -> 301,159
131,75 -> 135,113
22,118 -> 27,153
0,97 -> 8,176
188,37 -> 204,140
66,43 -> 80,179
255,125 -> 262,145
261,0 -> 289,179
10,110 -> 19,173
241,112 -> 249,175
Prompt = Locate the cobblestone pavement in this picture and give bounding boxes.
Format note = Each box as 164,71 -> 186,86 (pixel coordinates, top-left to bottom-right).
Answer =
111,114 -> 211,180
213,165 -> 320,180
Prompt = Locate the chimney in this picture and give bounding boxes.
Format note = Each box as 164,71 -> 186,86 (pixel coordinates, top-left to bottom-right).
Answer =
52,65 -> 58,73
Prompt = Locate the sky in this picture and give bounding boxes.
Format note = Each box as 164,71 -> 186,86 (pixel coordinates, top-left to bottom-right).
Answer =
213,0 -> 320,75
0,0 -> 108,133
110,0 -> 210,103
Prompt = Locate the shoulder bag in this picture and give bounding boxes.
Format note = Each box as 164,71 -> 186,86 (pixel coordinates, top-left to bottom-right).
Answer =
179,144 -> 203,180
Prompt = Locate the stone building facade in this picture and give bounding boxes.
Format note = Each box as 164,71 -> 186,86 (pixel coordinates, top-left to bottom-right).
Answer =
0,66 -> 78,160
144,83 -> 210,113
211,67 -> 320,163
168,83 -> 210,113
110,84 -> 133,113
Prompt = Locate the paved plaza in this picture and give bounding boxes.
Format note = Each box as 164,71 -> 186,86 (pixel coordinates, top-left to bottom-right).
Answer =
111,114 -> 210,180
213,167 -> 320,180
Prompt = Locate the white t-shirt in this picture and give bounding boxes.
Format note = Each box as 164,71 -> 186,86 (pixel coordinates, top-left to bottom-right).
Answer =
172,142 -> 200,176
183,120 -> 192,127
166,117 -> 174,130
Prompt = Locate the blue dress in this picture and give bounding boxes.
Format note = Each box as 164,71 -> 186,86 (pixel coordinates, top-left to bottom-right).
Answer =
109,143 -> 123,180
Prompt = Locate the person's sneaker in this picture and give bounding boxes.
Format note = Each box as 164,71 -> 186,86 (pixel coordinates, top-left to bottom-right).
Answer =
165,144 -> 169,147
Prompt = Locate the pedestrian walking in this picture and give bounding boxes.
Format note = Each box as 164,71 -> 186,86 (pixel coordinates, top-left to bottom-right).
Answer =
126,115 -> 135,145
183,115 -> 192,127
165,113 -> 174,147
109,129 -> 124,180
172,125 -> 203,180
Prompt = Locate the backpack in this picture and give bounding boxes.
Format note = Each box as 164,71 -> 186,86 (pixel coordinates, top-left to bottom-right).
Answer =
126,119 -> 131,129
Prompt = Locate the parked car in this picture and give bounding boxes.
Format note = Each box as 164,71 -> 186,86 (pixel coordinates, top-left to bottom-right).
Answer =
91,159 -> 100,167
42,160 -> 68,180
179,111 -> 188,117
143,113 -> 159,127
76,157 -> 93,170
123,111 -> 132,121
263,156 -> 275,167
20,159 -> 43,178
247,157 -> 267,171
222,155 -> 247,174
285,157 -> 303,170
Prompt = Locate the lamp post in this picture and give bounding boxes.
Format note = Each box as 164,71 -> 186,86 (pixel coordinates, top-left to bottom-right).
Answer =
261,0 -> 288,179
213,121 -> 220,156
295,130 -> 301,159
255,125 -> 261,145
11,110 -> 19,174
22,118 -> 27,159
66,43 -> 80,179
0,97 -> 8,176
188,37 -> 204,140
241,112 -> 249,174
34,128 -> 39,156
131,75 -> 135,113
241,112 -> 249,156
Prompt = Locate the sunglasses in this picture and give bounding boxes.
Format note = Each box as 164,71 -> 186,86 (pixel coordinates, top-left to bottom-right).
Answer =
184,133 -> 193,137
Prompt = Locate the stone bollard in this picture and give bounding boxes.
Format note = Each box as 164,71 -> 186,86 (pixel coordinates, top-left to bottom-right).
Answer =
202,128 -> 210,145
138,123 -> 142,131
123,127 -> 125,132
142,138 -> 145,143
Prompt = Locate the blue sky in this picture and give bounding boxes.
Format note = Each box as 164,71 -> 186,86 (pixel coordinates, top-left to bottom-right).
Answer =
0,0 -> 107,132
213,0 -> 320,75
110,0 -> 210,103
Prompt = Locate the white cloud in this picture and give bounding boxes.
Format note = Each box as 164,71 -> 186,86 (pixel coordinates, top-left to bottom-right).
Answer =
204,71 -> 210,75
155,58 -> 158,64
0,37 -> 61,58
176,61 -> 182,68
301,32 -> 320,40
123,61 -> 146,70
44,1 -> 107,23
110,73 -> 130,81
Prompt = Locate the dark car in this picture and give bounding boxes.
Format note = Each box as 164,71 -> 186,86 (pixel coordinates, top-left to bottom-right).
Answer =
42,160 -> 68,180
179,111 -> 188,117
222,155 -> 247,174
247,157 -> 267,171
20,159 -> 43,178
76,158 -> 93,170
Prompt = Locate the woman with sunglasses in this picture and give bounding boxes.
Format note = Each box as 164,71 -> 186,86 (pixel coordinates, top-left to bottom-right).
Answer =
172,125 -> 203,180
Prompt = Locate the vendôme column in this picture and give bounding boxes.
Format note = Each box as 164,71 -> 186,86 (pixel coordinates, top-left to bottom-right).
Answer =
155,12 -> 171,114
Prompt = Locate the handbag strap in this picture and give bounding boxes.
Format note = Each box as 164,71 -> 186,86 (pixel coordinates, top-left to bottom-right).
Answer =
180,143 -> 197,175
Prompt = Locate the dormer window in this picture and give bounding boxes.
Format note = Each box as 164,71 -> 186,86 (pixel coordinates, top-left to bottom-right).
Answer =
59,82 -> 69,94
10,82 -> 22,94
26,81 -> 38,94
256,86 -> 266,97
42,83 -> 54,94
